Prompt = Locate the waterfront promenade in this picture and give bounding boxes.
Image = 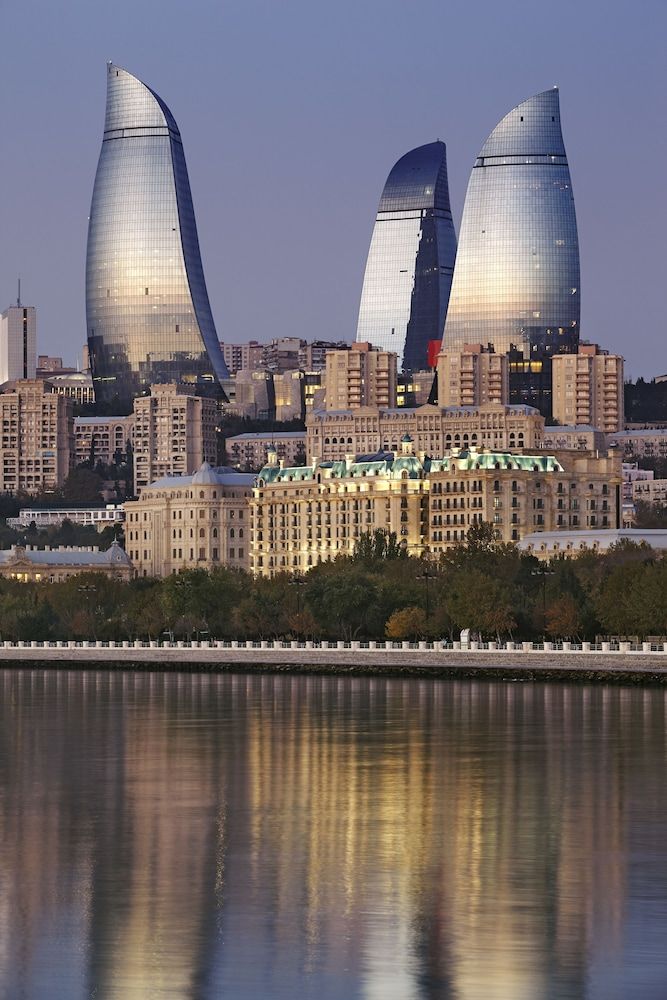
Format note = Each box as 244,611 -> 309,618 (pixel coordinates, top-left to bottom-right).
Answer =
1,638 -> 667,681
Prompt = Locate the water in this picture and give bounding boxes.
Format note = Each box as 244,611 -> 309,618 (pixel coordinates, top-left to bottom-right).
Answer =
0,671 -> 666,1000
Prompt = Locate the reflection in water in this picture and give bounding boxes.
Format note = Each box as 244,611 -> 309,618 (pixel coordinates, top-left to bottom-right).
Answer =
0,672 -> 666,999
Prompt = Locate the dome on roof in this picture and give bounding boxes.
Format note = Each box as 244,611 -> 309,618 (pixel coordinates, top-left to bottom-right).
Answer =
106,540 -> 132,565
391,455 -> 424,479
192,462 -> 219,485
401,433 -> 413,443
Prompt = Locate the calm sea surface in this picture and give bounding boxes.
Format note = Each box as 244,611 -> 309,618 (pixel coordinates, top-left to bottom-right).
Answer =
1,671 -> 666,1000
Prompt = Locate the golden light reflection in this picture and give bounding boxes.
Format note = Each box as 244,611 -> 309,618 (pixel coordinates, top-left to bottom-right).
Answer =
0,672 -> 660,998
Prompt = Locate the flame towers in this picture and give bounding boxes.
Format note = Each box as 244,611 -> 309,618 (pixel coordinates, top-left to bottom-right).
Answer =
86,64 -> 228,410
441,88 -> 580,414
356,141 -> 457,372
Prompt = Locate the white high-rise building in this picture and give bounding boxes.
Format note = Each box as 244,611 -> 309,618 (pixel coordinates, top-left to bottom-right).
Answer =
0,304 -> 36,385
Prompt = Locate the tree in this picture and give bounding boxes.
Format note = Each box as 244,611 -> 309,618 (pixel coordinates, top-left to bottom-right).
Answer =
545,595 -> 583,640
352,529 -> 407,563
447,569 -> 516,639
59,467 -> 104,502
385,606 -> 427,641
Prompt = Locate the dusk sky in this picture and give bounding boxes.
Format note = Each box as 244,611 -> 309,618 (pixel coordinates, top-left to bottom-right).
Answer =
0,0 -> 664,377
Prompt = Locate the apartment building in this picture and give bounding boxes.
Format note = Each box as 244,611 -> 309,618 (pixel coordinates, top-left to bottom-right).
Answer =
552,344 -> 624,433
436,344 -> 508,407
542,425 -> 606,452
74,415 -> 135,467
219,340 -> 263,375
0,304 -> 36,383
607,429 -> 667,460
324,342 -> 397,410
0,379 -> 73,494
132,384 -> 219,491
225,431 -> 306,471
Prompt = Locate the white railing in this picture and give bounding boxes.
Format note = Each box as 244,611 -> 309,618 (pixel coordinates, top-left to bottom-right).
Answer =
1,639 -> 667,654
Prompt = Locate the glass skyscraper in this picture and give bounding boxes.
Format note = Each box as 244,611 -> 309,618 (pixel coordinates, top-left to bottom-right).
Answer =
86,64 -> 228,411
356,141 -> 457,372
441,88 -> 579,415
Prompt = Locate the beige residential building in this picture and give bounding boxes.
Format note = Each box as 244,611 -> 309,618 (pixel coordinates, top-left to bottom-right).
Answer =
324,342 -> 397,410
124,464 -> 255,577
437,344 -> 508,407
542,425 -> 606,452
428,448 -> 620,550
552,344 -> 624,433
74,415 -> 135,467
133,384 -> 219,492
632,478 -> 667,505
250,441 -> 621,575
219,340 -> 263,375
607,429 -> 667,460
306,403 -> 544,463
226,431 -> 306,471
0,379 -> 73,494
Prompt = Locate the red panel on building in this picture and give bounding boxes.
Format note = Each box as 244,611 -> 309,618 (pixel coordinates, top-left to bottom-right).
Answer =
426,340 -> 442,369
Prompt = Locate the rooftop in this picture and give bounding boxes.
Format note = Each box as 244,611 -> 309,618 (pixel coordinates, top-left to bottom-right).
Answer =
0,540 -> 132,567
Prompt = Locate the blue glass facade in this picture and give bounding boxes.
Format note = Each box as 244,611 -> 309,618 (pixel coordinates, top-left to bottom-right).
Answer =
86,64 -> 228,411
441,88 -> 580,410
356,142 -> 457,372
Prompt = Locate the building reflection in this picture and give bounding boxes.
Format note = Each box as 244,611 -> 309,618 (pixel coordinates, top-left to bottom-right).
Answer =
0,672 -> 664,999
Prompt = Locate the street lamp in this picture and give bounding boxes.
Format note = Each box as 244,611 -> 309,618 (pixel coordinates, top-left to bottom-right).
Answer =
531,565 -> 555,637
418,567 -> 435,619
290,573 -> 306,616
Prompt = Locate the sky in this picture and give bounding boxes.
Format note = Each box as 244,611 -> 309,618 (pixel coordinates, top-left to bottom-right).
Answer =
0,0 -> 665,377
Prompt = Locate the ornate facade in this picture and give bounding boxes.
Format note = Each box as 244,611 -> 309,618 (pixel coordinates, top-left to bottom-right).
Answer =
306,403 -> 544,464
124,463 -> 254,577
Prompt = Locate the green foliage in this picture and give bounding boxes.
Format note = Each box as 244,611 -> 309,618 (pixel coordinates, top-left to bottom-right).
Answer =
385,606 -> 427,640
0,528 -> 664,640
624,379 -> 667,423
634,500 -> 667,529
352,529 -> 407,563
59,468 -> 105,502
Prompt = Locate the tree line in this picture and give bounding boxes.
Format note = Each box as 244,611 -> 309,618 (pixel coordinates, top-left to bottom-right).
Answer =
0,526 -> 666,643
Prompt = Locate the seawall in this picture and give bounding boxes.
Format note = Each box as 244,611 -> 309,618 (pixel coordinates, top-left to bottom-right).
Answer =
1,640 -> 667,683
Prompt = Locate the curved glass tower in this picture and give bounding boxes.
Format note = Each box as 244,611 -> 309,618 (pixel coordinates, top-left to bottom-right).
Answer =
356,141 -> 457,372
442,88 -> 579,365
86,64 -> 228,411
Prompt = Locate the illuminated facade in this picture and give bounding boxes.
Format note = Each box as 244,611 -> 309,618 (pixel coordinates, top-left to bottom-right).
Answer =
436,344 -> 508,407
306,402 -> 544,463
442,89 -> 580,415
86,64 -> 228,410
251,442 -> 620,575
124,463 -> 254,576
356,141 -> 457,371
0,380 -> 73,494
132,383 -> 219,492
552,344 -> 624,433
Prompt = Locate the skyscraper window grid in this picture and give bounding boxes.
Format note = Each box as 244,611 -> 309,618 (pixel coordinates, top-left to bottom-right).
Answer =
86,64 -> 228,411
356,141 -> 457,372
441,89 -> 580,364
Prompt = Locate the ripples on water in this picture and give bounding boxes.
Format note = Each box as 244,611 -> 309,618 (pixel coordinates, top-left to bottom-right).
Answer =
0,671 -> 666,999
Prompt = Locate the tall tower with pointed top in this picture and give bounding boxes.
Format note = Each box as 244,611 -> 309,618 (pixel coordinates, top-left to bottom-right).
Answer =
441,89 -> 580,414
355,141 -> 457,372
86,64 -> 228,411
